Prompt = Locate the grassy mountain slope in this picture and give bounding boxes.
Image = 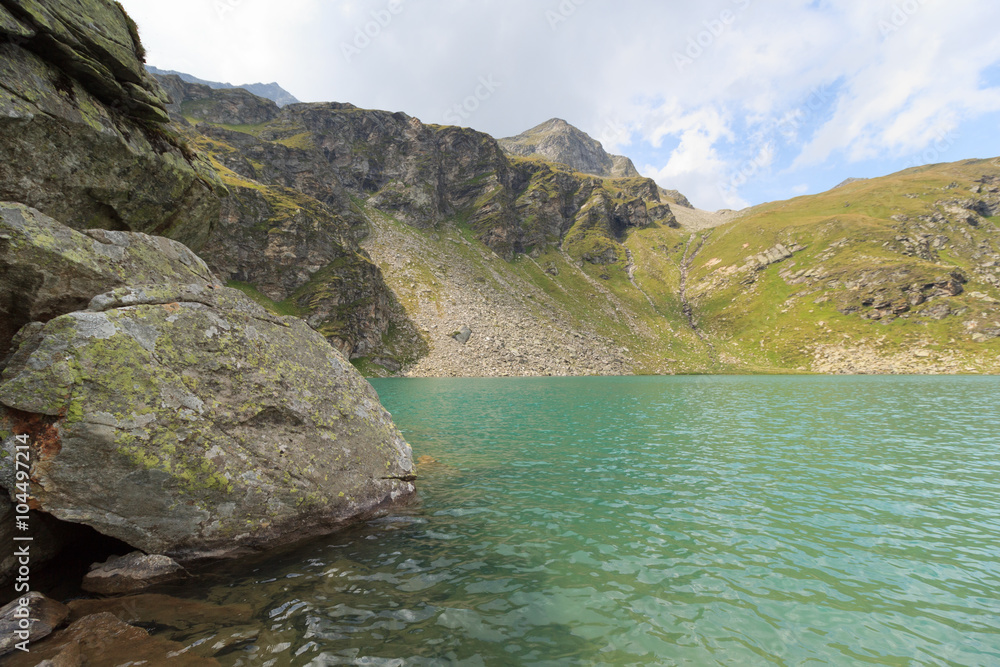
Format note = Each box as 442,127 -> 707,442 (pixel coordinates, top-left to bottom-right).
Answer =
681,160 -> 1000,373
363,155 -> 1000,376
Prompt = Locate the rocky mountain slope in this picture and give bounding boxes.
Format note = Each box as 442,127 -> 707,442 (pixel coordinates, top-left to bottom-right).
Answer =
146,65 -> 300,106
10,3 -> 986,379
499,118 -> 641,179
155,73 -> 1000,376
156,77 -> 688,373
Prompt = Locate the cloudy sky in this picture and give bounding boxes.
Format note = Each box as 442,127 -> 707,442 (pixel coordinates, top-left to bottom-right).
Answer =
121,0 -> 1000,211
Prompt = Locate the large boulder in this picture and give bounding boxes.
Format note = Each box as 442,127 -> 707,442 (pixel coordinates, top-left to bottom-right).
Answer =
0,202 -> 216,358
0,0 -> 223,248
0,206 -> 414,564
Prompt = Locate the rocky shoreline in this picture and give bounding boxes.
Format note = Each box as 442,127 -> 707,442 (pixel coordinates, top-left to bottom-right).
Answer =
0,3 -> 419,659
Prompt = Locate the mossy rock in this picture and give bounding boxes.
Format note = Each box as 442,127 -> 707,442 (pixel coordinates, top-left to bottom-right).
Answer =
0,281 -> 415,559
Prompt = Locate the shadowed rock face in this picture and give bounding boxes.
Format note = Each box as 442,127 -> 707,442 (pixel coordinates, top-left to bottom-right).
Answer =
193,150 -> 425,364
0,204 -> 415,564
0,0 -> 223,249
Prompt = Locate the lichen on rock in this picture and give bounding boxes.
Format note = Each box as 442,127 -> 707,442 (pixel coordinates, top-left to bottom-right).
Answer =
0,206 -> 415,565
0,0 -> 223,248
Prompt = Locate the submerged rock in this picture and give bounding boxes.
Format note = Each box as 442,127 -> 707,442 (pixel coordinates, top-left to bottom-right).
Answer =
66,593 -> 253,632
0,209 -> 415,568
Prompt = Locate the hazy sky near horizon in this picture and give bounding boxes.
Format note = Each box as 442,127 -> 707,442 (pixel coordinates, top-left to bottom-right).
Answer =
121,0 -> 1000,210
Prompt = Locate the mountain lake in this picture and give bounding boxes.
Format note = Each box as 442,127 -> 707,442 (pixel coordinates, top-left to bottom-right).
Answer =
156,375 -> 1000,665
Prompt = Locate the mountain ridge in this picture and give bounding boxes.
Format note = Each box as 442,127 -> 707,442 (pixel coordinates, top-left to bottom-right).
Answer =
499,118 -> 694,209
146,65 -> 300,107
153,77 -> 999,375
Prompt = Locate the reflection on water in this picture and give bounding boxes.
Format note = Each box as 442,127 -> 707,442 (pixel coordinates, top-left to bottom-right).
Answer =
150,376 -> 1000,665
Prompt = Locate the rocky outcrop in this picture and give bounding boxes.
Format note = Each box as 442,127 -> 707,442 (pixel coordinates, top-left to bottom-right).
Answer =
179,124 -> 427,366
158,73 -> 281,125
0,205 -> 414,570
161,80 -> 677,263
0,0 -> 164,122
745,242 -> 805,269
0,0 -> 223,249
499,118 -> 640,179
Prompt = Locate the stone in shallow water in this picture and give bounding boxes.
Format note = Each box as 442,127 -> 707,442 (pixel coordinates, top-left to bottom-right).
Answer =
67,594 -> 253,631
0,592 -> 69,656
82,551 -> 185,595
2,612 -> 218,667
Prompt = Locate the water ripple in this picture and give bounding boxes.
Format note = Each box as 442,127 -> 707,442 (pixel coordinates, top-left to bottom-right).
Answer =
162,376 -> 1000,666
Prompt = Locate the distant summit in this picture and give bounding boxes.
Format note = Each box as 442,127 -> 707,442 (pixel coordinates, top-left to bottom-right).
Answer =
832,177 -> 867,189
499,118 -> 640,179
146,66 -> 300,107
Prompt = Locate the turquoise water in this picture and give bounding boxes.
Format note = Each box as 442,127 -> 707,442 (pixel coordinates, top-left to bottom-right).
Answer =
177,376 -> 1000,665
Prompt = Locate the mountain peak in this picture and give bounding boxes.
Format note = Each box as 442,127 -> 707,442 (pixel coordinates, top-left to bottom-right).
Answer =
499,118 -> 639,179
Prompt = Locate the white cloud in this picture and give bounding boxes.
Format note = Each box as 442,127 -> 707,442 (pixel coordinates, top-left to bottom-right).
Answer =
792,1 -> 1000,167
642,106 -> 745,210
118,0 -> 1000,208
